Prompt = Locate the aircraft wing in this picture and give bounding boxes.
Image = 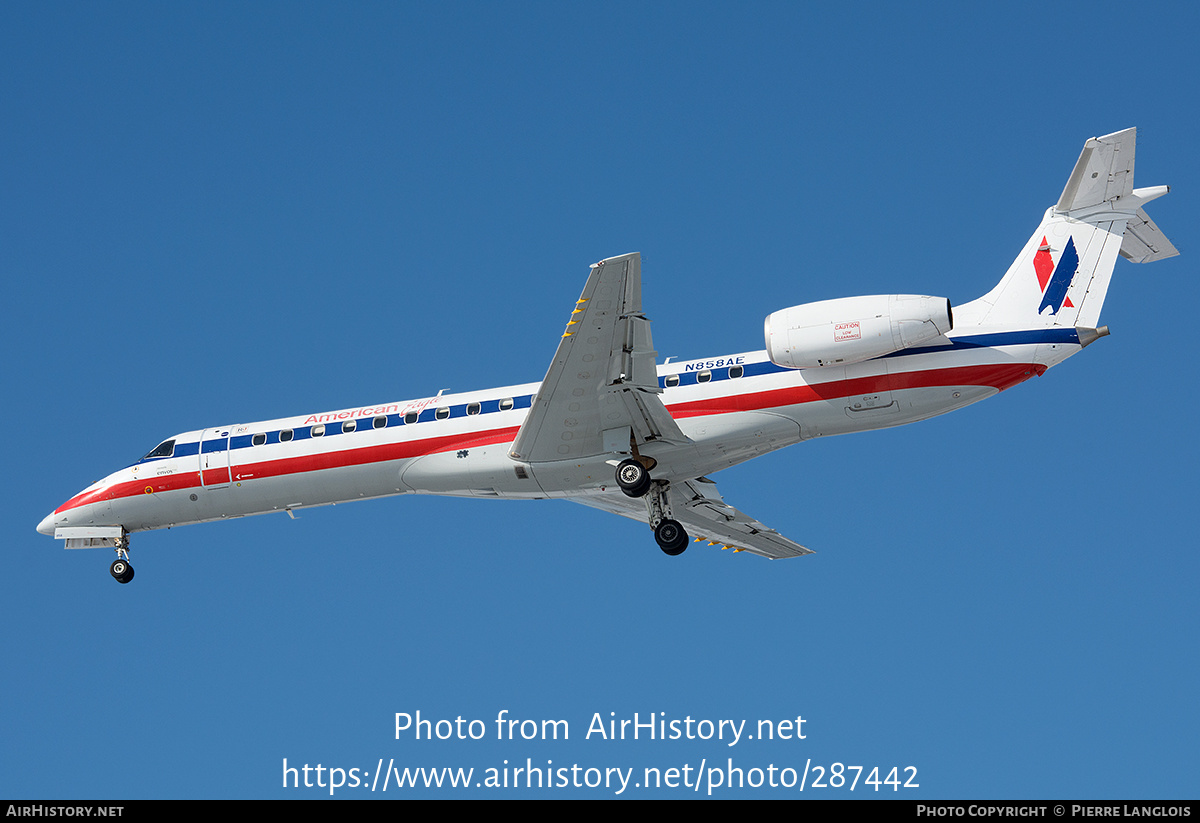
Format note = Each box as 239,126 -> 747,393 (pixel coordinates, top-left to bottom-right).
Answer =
573,477 -> 814,560
510,252 -> 689,463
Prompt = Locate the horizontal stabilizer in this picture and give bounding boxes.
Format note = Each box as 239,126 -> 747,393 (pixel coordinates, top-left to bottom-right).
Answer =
1057,128 -> 1136,212
1120,206 -> 1179,263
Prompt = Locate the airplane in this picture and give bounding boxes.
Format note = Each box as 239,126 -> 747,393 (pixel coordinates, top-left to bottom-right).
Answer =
38,128 -> 1177,583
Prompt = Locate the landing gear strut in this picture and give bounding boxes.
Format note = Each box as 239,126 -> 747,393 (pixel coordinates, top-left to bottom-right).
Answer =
644,479 -> 688,556
614,454 -> 688,555
109,538 -> 134,584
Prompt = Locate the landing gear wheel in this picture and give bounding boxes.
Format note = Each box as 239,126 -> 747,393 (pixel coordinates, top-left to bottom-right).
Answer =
110,559 -> 134,584
654,519 -> 689,556
616,459 -> 652,498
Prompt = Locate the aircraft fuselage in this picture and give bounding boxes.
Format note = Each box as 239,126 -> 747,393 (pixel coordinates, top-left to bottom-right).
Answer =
38,332 -> 1069,537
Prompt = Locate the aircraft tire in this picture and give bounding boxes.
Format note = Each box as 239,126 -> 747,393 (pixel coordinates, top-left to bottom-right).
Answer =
110,561 -> 134,583
616,459 -> 652,498
655,519 -> 688,556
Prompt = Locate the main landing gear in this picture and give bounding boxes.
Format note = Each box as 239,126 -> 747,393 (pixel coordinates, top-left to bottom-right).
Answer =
615,458 -> 652,498
109,538 -> 134,584
613,459 -> 689,557
653,518 -> 688,556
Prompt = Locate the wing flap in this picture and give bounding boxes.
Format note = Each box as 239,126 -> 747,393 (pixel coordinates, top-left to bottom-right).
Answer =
510,253 -> 688,463
674,478 -> 813,559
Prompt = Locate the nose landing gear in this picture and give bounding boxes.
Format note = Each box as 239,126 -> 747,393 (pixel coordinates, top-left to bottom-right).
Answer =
110,559 -> 134,584
109,537 -> 134,584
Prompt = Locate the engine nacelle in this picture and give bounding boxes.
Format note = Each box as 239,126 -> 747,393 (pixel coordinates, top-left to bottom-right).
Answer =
764,294 -> 953,369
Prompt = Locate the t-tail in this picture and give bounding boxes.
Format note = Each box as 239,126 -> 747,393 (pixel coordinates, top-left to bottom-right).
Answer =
955,128 -> 1177,335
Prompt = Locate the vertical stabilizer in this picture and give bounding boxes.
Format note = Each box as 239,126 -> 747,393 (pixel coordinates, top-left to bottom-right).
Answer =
955,128 -> 1175,330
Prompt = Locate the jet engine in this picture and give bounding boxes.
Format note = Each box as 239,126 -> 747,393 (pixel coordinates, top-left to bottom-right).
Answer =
764,295 -> 953,369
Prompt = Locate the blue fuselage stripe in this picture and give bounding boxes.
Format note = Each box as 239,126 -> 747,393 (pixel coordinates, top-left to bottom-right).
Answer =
135,329 -> 1074,465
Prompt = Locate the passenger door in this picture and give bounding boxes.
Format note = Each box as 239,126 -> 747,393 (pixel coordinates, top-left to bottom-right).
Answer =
198,428 -> 232,489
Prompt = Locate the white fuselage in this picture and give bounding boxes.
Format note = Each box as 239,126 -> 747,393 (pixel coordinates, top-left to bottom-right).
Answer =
37,329 -> 1077,537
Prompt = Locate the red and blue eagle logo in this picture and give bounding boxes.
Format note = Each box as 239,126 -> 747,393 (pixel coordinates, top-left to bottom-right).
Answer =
1034,236 -> 1080,315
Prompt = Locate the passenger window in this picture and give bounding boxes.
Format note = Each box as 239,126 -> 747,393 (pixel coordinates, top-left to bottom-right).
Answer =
665,375 -> 679,388
467,402 -> 481,416
312,425 -> 325,437
729,365 -> 743,379
697,370 -> 712,383
500,398 -> 514,411
404,412 -> 419,424
343,419 -> 357,433
143,439 -> 176,460
280,429 -> 294,442
435,407 -> 450,420
374,415 -> 387,429
252,433 -> 266,446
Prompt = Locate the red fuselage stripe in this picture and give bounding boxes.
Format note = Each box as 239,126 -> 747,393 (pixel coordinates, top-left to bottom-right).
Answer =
668,362 -> 1042,417
56,362 -> 1043,513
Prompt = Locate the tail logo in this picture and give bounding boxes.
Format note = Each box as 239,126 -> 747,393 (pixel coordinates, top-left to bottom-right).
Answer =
1034,236 -> 1079,315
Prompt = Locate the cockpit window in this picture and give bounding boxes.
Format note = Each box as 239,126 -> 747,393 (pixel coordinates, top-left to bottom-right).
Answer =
143,439 -> 175,460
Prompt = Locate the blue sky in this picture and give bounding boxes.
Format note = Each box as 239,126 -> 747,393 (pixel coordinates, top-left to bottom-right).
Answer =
3,2 -> 1197,798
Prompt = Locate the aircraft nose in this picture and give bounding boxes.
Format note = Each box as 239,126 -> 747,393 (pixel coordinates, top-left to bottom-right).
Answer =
37,510 -> 58,536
